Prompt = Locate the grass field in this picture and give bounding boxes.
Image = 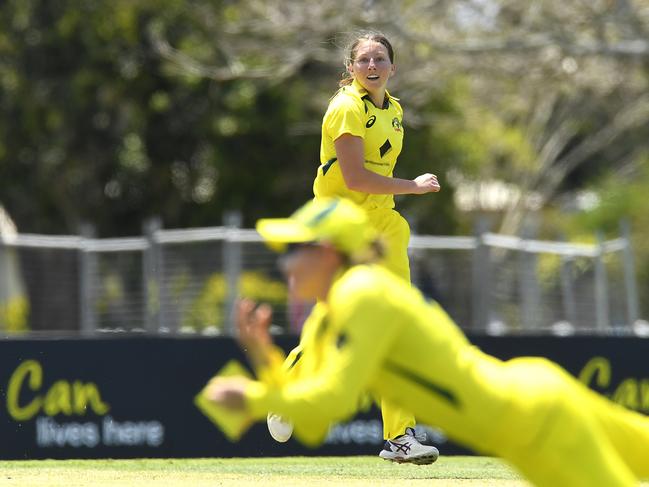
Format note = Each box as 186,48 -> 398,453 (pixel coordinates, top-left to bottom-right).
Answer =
4,456 -> 649,486
0,456 -> 530,487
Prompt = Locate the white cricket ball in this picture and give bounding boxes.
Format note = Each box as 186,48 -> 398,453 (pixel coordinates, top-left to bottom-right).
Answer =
266,413 -> 293,443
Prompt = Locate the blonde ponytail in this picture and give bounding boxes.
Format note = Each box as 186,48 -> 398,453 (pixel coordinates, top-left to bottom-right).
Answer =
338,72 -> 353,87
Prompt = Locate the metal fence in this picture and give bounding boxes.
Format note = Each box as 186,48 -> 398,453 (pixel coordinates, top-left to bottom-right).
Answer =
0,219 -> 643,336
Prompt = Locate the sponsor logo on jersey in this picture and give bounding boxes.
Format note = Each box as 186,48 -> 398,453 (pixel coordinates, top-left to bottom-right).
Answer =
366,115 -> 376,128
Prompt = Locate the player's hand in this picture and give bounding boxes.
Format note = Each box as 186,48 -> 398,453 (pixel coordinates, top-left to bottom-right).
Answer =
236,298 -> 274,368
205,376 -> 249,410
412,173 -> 441,194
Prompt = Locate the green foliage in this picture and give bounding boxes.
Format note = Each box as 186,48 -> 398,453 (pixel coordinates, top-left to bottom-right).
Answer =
570,163 -> 649,236
183,271 -> 287,330
2,0 -> 649,323
398,82 -> 477,235
566,156 -> 649,316
0,1 -> 474,236
0,295 -> 29,333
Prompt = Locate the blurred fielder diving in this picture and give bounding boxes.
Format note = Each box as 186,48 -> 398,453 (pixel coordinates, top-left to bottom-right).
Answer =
201,197 -> 649,487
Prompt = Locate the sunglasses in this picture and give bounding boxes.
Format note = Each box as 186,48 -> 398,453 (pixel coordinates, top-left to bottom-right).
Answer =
285,242 -> 319,256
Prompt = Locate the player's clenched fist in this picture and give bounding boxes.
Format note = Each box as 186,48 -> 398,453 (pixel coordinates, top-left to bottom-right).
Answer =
412,173 -> 441,194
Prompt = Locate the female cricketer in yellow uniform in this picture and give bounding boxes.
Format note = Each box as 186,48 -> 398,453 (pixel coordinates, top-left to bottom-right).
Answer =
314,31 -> 440,280
275,31 -> 441,463
207,198 -> 649,487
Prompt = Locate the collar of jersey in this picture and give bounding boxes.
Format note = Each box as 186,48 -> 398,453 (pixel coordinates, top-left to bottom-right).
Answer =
349,78 -> 398,109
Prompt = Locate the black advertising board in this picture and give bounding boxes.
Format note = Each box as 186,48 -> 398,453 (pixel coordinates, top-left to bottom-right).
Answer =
0,334 -> 648,459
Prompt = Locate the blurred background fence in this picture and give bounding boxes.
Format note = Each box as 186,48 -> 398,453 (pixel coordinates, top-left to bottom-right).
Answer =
0,216 -> 642,337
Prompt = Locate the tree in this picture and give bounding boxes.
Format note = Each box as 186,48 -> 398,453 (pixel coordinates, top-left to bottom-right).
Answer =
148,0 -> 649,236
2,0 -> 649,239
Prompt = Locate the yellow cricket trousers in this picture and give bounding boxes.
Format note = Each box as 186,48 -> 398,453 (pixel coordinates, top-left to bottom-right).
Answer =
366,208 -> 417,439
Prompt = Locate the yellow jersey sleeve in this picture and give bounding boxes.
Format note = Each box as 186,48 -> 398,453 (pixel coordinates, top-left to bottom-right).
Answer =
244,267 -> 403,446
323,92 -> 366,141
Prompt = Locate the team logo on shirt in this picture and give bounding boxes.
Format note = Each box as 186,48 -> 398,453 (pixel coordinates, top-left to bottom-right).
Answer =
392,117 -> 402,133
366,115 -> 376,128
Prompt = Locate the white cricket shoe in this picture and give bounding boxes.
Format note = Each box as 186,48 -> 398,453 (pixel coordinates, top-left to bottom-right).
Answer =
266,413 -> 293,443
378,427 -> 439,465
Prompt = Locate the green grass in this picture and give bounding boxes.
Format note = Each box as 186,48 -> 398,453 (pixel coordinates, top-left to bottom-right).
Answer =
0,456 -> 529,486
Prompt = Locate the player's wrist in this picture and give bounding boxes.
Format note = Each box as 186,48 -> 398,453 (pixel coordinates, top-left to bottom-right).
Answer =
409,179 -> 422,194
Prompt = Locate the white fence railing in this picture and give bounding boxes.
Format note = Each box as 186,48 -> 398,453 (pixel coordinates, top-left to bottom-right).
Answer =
0,220 -> 643,336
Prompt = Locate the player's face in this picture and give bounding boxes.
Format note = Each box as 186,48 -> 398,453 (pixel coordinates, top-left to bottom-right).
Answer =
280,243 -> 339,300
348,41 -> 395,96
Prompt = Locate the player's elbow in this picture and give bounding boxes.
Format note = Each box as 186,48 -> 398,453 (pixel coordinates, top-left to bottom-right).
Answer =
341,172 -> 368,192
338,158 -> 371,193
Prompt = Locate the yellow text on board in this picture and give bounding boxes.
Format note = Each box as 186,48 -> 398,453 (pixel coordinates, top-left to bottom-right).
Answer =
579,356 -> 649,413
6,359 -> 110,421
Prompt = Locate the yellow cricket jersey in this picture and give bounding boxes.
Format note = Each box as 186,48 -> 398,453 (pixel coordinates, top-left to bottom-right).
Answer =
244,264 -> 522,453
313,79 -> 404,211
